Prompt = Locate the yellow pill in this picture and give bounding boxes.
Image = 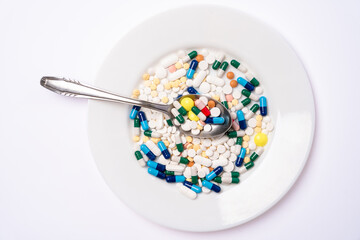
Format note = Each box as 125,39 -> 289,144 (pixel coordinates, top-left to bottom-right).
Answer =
142,73 -> 150,80
242,141 -> 248,148
150,84 -> 157,90
213,95 -> 220,101
180,84 -> 187,90
193,73 -> 198,78
187,144 -> 193,149
186,178 -> 191,182
165,83 -> 171,90
144,80 -> 152,87
151,91 -> 158,97
246,148 -> 250,154
188,110 -> 199,121
132,89 -> 140,96
256,120 -> 262,127
163,140 -> 170,147
152,138 -> 160,144
228,102 -> 233,108
175,62 -> 182,69
197,124 -> 203,130
255,127 -> 262,133
256,115 -> 263,121
132,136 -> 140,142
244,157 -> 251,163
180,97 -> 195,111
201,152 -> 207,157
153,78 -> 160,85
131,95 -> 138,99
243,135 -> 250,142
170,81 -> 176,88
232,99 -> 238,106
193,144 -> 200,151
161,96 -> 169,103
173,81 -> 180,88
183,63 -> 190,70
143,136 -> 149,142
188,157 -> 194,162
180,76 -> 187,83
254,132 -> 268,146
186,136 -> 193,143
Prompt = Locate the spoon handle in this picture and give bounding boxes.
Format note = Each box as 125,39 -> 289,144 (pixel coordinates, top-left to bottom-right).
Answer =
40,76 -> 171,115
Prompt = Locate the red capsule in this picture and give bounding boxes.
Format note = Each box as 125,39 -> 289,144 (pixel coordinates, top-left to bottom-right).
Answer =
195,99 -> 210,117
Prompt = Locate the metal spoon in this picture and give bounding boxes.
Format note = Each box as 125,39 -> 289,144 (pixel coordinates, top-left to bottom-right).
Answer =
40,76 -> 232,138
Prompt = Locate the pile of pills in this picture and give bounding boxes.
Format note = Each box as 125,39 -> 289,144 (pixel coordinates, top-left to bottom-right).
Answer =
130,49 -> 274,199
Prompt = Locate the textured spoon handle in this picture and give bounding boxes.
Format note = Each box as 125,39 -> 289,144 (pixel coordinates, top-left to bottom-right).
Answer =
40,76 -> 171,114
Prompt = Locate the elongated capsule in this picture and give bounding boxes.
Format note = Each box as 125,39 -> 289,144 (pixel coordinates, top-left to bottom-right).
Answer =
227,130 -> 245,138
144,130 -> 162,138
237,77 -> 255,91
236,110 -> 247,130
230,59 -> 247,73
157,141 -> 171,159
145,140 -> 161,156
164,170 -> 183,176
182,50 -> 197,63
134,150 -> 146,167
232,119 -> 240,131
193,70 -> 207,87
187,87 -> 199,94
245,72 -> 260,86
166,164 -> 185,172
234,137 -> 243,155
235,98 -> 251,110
205,166 -> 223,181
147,160 -> 166,172
191,106 -> 207,121
194,155 -> 212,167
166,175 -> 186,183
250,147 -> 264,161
242,89 -> 259,101
171,108 -> 185,124
168,68 -> 187,81
245,104 -> 259,120
130,106 -> 140,119
175,134 -> 184,152
178,183 -> 197,199
235,147 -> 246,167
191,166 -> 198,184
260,96 -> 267,116
213,176 -> 239,184
205,117 -> 225,124
221,171 -> 240,178
133,118 -> 140,136
217,61 -> 229,77
173,101 -> 187,116
165,115 -> 174,126
212,52 -> 225,70
186,60 -> 198,79
138,111 -> 149,130
160,54 -> 178,68
202,180 -> 221,193
140,144 -> 156,160
220,93 -> 228,109
183,181 -> 202,193
239,161 -> 254,174
172,156 -> 190,165
148,167 -> 165,179
195,99 -> 210,117
206,75 -> 225,86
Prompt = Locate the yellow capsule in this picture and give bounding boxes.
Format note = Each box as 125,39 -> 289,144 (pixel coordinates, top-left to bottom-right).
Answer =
180,76 -> 187,83
256,115 -> 263,121
188,110 -> 199,121
142,136 -> 149,142
212,95 -> 220,101
244,156 -> 251,163
232,99 -> 238,106
142,73 -> 150,80
243,135 -> 250,142
186,136 -> 193,143
193,144 -> 200,151
242,141 -> 248,148
183,63 -> 190,70
132,136 -> 140,142
255,127 -> 262,133
151,91 -> 158,97
161,96 -> 169,103
164,83 -> 171,90
254,132 -> 268,146
175,62 -> 183,69
132,89 -> 140,96
153,78 -> 160,85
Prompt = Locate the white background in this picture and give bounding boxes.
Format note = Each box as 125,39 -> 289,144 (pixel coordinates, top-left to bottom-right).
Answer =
0,0 -> 359,239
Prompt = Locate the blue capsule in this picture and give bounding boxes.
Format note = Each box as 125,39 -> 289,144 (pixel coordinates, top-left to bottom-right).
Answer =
187,87 -> 199,95
183,181 -> 202,193
260,96 -> 267,116
202,180 -> 221,193
236,110 -> 247,130
235,147 -> 246,167
166,175 -> 186,183
147,160 -> 166,172
206,166 -> 223,181
148,167 -> 165,179
205,117 -> 225,124
157,141 -> 171,159
237,77 -> 255,91
140,144 -> 156,161
186,60 -> 198,79
129,105 -> 141,119
137,111 -> 149,130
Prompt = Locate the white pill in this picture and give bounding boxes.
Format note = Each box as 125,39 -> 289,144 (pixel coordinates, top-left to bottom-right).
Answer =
191,129 -> 200,135
239,65 -> 248,73
188,149 -> 196,157
205,54 -> 215,64
204,124 -> 212,132
216,86 -> 223,93
248,118 -> 257,128
227,138 -> 235,146
157,85 -> 164,92
168,68 -> 186,81
202,186 -> 211,194
242,107 -> 249,114
181,122 -> 191,131
194,156 -> 212,167
245,72 -> 254,81
223,85 -> 233,95
232,90 -> 241,99
198,60 -> 209,70
212,136 -> 229,145
210,84 -> 217,92
166,164 -> 185,172
177,183 -> 196,200
199,82 -> 211,93
200,48 -> 209,56
263,116 -> 271,123
256,110 -> 261,115
229,153 -> 237,162
255,86 -> 263,95
212,157 -> 228,168
266,122 -> 274,131
249,142 -> 257,150
190,121 -> 197,129
202,138 -> 212,147
193,138 -> 201,145
205,149 -> 213,157
161,54 -> 178,68
217,145 -> 226,154
230,112 -> 237,119
245,127 -> 254,136
172,149 -> 180,156
223,161 -> 234,172
210,107 -> 221,117
198,169 -> 206,178
193,70 -> 207,87
210,151 -> 220,160
206,75 -> 225,86
144,87 -> 151,95
155,67 -> 167,79
148,120 -> 156,129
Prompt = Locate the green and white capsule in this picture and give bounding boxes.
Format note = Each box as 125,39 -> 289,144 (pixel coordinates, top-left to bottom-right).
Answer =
164,170 -> 183,176
182,50 -> 197,62
245,104 -> 259,120
227,130 -> 245,138
242,89 -> 259,101
165,115 -> 174,126
217,61 -> 229,77
171,156 -> 190,165
245,72 -> 260,87
239,161 -> 254,174
191,166 -> 198,184
213,176 -> 239,184
171,108 -> 185,124
230,59 -> 248,73
220,93 -> 228,109
173,101 -> 187,116
250,147 -> 264,161
144,130 -> 162,138
235,98 -> 251,110
175,133 -> 184,152
191,106 -> 207,121
212,52 -> 225,70
134,150 -> 146,167
234,137 -> 243,155
133,118 -> 140,136
221,171 -> 240,178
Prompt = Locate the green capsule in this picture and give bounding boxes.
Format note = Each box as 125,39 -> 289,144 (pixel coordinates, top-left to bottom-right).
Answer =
227,131 -> 238,138
222,100 -> 229,109
166,118 -> 173,126
213,176 -> 222,183
176,115 -> 184,124
242,89 -> 251,98
250,152 -> 259,161
144,130 -> 161,138
191,176 -> 198,184
176,143 -> 184,152
213,176 -> 239,184
231,178 -> 240,183
191,106 -> 201,115
188,50 -> 197,59
230,172 -> 240,178
220,61 -> 229,71
173,101 -> 187,116
230,59 -> 240,68
245,161 -> 254,170
250,77 -> 259,87
250,104 -> 259,113
134,118 -> 140,127
236,137 -> 243,145
134,151 -> 143,160
212,60 -> 221,70
241,98 -> 251,107
165,170 -> 175,175
179,157 -> 189,165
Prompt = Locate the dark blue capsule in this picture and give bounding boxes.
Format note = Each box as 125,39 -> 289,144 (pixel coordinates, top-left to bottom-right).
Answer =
237,77 -> 255,91
187,87 -> 199,94
202,180 -> 221,193
140,144 -> 156,161
260,96 -> 268,116
157,141 -> 171,159
148,168 -> 165,179
235,147 -> 246,167
129,106 -> 141,119
183,181 -> 202,193
186,60 -> 198,79
166,175 -> 186,183
147,160 -> 166,172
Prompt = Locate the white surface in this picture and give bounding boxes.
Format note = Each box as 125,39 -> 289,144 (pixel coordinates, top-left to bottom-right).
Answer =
87,5 -> 314,231
0,0 -> 359,239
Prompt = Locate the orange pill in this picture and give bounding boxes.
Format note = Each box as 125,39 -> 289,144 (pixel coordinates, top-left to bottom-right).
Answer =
187,161 -> 194,167
208,167 -> 214,172
227,71 -> 234,79
230,80 -> 238,88
168,65 -> 176,73
195,54 -> 204,62
207,100 -> 216,108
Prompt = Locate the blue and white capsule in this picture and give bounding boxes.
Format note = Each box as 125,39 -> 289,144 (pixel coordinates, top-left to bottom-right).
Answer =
140,144 -> 156,161
129,106 -> 140,119
137,111 -> 149,130
186,60 -> 198,79
260,96 -> 267,116
148,167 -> 165,179
187,87 -> 199,95
183,181 -> 202,193
205,166 -> 224,181
237,77 -> 255,91
157,141 -> 171,159
166,175 -> 186,183
205,117 -> 225,124
236,110 -> 247,130
147,160 -> 166,172
202,180 -> 221,193
235,147 -> 246,167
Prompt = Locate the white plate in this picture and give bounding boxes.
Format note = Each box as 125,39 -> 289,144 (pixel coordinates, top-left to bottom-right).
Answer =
88,5 -> 315,232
